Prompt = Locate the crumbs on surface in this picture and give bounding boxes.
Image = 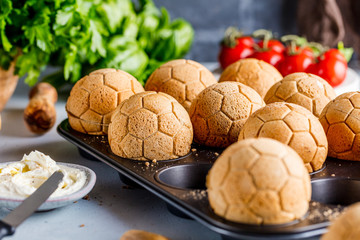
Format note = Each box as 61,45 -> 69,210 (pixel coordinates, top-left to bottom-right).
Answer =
180,189 -> 207,201
308,201 -> 343,222
79,224 -> 85,228
82,195 -> 90,200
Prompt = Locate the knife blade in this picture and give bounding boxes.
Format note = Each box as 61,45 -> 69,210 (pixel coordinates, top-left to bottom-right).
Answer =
0,171 -> 64,239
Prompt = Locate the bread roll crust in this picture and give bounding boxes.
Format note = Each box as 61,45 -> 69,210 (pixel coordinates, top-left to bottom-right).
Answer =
207,138 -> 311,225
264,72 -> 336,117
319,91 -> 360,161
189,82 -> 265,148
219,58 -> 282,98
239,102 -> 328,172
66,69 -> 144,135
108,92 -> 193,160
145,59 -> 217,111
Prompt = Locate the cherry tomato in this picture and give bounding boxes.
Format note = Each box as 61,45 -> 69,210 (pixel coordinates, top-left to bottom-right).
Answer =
250,50 -> 284,68
278,46 -> 314,76
258,39 -> 285,54
300,46 -> 314,58
250,39 -> 285,68
307,49 -> 347,87
219,36 -> 255,69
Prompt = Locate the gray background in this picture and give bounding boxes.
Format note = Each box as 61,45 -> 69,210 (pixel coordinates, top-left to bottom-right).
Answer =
154,0 -> 298,62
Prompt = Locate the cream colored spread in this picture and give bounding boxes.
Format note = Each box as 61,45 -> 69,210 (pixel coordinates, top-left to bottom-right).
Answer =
0,151 -> 86,198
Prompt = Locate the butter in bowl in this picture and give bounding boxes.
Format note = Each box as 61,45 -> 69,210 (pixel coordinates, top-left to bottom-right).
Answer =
0,151 -> 96,210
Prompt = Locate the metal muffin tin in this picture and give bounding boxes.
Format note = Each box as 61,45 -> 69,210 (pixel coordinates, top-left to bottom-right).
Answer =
58,119 -> 360,240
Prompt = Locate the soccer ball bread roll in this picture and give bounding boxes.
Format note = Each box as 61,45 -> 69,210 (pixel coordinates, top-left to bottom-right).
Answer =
189,81 -> 265,148
206,138 -> 311,225
108,92 -> 193,160
145,59 -> 217,111
66,68 -> 144,135
219,58 -> 282,98
264,72 -> 336,117
319,92 -> 360,161
120,230 -> 170,240
239,102 -> 328,172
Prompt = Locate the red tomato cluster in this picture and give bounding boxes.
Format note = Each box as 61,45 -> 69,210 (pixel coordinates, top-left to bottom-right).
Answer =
218,31 -> 350,87
250,39 -> 285,68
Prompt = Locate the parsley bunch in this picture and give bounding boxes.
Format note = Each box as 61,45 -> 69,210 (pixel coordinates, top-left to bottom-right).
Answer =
0,0 -> 194,86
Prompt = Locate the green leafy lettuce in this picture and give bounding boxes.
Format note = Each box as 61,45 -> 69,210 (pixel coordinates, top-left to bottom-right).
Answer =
0,0 -> 194,86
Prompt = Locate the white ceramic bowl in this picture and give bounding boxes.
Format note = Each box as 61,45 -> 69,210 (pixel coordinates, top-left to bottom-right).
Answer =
0,162 -> 96,211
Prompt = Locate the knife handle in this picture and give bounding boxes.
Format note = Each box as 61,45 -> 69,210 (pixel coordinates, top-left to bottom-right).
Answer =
0,221 -> 15,239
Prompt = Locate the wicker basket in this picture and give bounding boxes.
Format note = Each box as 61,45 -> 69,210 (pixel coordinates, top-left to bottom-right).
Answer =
0,62 -> 19,112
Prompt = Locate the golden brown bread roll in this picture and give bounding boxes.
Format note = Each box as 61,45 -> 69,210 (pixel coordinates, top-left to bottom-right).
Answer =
319,91 -> 360,161
207,138 -> 311,225
66,68 -> 144,135
108,91 -> 193,160
189,81 -> 265,148
145,59 -> 217,111
239,102 -> 328,172
264,72 -> 336,117
219,58 -> 282,98
120,230 -> 169,240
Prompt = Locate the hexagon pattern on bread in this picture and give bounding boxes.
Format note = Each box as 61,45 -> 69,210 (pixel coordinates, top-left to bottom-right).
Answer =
207,138 -> 311,225
219,58 -> 282,98
264,73 -> 336,117
145,59 -> 217,111
66,68 -> 144,135
265,72 -> 336,117
319,92 -> 360,161
321,202 -> 360,240
108,91 -> 193,160
239,102 -> 328,172
189,81 -> 265,148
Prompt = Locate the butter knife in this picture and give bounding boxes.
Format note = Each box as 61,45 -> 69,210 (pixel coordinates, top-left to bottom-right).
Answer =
0,171 -> 64,239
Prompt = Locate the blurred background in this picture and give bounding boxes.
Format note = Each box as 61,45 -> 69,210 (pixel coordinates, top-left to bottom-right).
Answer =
2,0 -> 360,102
154,0 -> 297,61
154,0 -> 360,62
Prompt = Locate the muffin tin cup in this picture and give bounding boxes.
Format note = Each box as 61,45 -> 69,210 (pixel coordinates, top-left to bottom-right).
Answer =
155,163 -> 212,190
58,119 -> 360,240
311,178 -> 360,205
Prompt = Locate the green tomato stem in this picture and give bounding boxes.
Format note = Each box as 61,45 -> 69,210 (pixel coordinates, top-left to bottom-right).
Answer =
223,27 -> 243,48
252,29 -> 273,50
